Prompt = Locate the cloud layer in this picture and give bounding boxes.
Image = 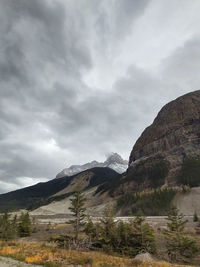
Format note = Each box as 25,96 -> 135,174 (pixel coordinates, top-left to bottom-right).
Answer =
1,0 -> 200,193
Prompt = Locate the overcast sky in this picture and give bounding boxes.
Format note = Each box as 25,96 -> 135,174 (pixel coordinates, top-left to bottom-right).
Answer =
0,0 -> 200,193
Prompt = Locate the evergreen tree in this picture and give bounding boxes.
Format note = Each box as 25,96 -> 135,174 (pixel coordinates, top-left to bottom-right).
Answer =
11,214 -> 18,239
18,212 -> 32,237
99,205 -> 116,251
84,216 -> 97,239
69,187 -> 86,242
164,206 -> 199,262
141,222 -> 156,254
131,213 -> 156,255
0,212 -> 18,240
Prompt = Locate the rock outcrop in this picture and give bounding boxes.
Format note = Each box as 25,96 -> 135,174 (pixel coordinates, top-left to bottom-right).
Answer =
128,90 -> 200,186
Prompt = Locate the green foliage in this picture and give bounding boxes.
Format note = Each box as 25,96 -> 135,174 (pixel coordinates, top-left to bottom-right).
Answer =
84,216 -> 99,240
164,207 -> 199,262
0,212 -> 33,240
178,156 -> 200,187
84,209 -> 156,257
193,211 -> 199,222
18,212 -> 33,237
0,212 -> 18,240
69,187 -> 86,242
117,188 -> 177,216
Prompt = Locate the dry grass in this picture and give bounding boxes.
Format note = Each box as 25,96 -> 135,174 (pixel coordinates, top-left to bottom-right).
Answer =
0,241 -> 192,267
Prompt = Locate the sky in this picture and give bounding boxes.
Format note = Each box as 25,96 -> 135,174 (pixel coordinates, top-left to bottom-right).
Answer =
1,0 -> 200,193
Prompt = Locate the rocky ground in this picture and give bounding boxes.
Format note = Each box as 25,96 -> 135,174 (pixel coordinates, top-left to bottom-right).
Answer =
0,256 -> 41,267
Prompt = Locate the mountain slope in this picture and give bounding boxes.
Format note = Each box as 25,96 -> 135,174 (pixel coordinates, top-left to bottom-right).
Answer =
56,153 -> 128,178
0,167 -> 120,212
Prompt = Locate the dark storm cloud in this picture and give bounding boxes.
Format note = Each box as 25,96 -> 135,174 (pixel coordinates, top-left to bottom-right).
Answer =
0,0 -> 199,193
0,0 -> 93,192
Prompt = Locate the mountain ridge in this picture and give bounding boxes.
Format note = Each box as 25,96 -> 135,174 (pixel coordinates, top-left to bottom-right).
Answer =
0,167 -> 120,212
56,152 -> 128,178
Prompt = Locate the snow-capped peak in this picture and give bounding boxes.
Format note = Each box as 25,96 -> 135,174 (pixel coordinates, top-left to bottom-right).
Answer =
56,153 -> 128,178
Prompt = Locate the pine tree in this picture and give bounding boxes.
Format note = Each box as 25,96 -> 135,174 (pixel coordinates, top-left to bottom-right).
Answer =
11,214 -> 18,239
69,187 -> 86,242
0,212 -> 17,240
18,212 -> 32,237
164,206 -> 199,262
84,216 -> 97,239
131,213 -> 156,254
100,205 -> 115,237
99,205 -> 116,251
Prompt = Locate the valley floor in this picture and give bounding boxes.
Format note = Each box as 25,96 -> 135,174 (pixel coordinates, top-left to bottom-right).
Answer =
1,215 -> 199,266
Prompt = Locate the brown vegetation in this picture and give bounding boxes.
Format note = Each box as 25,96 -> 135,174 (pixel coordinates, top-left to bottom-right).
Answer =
0,240 -> 189,267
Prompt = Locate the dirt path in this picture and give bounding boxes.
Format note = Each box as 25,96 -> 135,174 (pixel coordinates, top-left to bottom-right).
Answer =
0,256 -> 41,267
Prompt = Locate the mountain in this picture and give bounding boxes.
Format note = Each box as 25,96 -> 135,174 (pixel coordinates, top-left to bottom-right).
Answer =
1,91 -> 200,216
94,91 -> 200,215
103,91 -> 200,195
0,167 -> 120,213
127,90 -> 200,189
56,153 -> 128,178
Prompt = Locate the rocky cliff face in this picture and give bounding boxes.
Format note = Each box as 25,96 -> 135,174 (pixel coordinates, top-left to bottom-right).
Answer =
128,90 -> 200,187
